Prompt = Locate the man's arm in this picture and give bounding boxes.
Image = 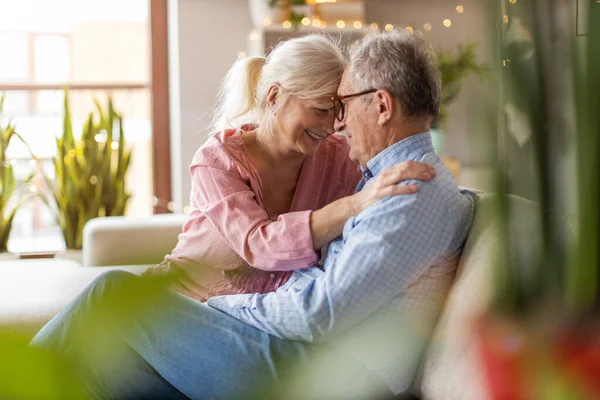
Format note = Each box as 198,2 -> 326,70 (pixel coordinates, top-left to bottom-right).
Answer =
208,183 -> 449,342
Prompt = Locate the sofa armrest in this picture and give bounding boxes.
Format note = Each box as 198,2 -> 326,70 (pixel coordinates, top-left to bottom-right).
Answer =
82,214 -> 188,267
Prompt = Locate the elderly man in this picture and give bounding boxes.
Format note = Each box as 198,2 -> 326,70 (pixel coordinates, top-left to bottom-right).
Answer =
32,31 -> 474,400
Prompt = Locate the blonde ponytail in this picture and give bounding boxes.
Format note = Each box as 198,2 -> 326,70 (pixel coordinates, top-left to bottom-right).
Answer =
208,35 -> 345,137
209,56 -> 266,135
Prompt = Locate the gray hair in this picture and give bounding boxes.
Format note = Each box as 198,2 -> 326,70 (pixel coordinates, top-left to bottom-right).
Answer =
348,30 -> 441,119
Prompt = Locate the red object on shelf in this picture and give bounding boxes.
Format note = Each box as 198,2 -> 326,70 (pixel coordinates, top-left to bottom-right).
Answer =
555,328 -> 600,399
477,317 -> 600,400
475,318 -> 532,400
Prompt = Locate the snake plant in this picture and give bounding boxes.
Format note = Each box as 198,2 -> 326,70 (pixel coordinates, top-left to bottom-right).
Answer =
42,90 -> 132,249
0,94 -> 37,252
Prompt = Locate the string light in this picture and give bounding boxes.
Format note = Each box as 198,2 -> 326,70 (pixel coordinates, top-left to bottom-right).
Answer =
183,206 -> 192,214
238,4 -> 467,44
503,15 -> 509,23
89,176 -> 98,185
237,51 -> 246,59
509,0 -> 516,3
111,141 -> 119,150
503,59 -> 510,67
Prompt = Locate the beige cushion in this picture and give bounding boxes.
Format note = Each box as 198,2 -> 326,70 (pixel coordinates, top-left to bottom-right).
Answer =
0,259 -> 149,338
420,194 -> 577,400
83,214 -> 187,267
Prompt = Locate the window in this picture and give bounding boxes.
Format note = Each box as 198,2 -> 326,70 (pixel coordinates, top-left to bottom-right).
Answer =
0,0 -> 153,253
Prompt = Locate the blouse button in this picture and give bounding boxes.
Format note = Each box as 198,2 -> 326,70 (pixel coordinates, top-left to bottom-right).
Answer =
270,273 -> 275,278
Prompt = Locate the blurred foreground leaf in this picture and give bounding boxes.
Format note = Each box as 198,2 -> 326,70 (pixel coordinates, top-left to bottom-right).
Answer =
0,329 -> 86,400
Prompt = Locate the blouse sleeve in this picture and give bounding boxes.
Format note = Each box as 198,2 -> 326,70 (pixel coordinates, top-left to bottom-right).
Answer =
330,135 -> 362,198
190,145 -> 318,271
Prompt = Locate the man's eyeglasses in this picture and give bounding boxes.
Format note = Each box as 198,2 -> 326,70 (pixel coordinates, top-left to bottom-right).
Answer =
331,89 -> 377,122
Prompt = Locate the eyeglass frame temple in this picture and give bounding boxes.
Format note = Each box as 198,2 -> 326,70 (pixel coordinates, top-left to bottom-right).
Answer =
331,89 -> 378,121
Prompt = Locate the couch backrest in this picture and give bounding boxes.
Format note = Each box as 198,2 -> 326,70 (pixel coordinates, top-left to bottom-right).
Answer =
418,193 -> 578,400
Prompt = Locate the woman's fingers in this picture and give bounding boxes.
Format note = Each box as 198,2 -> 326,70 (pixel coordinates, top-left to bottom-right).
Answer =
393,184 -> 420,195
397,161 -> 436,180
376,163 -> 435,189
388,161 -> 436,184
378,184 -> 419,199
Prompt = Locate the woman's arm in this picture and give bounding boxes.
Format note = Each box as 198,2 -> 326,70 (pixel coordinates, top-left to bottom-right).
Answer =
309,160 -> 436,249
193,146 -> 434,271
192,162 -> 317,271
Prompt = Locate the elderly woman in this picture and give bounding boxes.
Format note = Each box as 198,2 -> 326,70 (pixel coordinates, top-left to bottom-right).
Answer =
31,34 -> 435,399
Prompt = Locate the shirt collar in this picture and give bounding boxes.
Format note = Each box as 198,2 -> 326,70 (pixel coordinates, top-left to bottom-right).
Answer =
360,131 -> 434,181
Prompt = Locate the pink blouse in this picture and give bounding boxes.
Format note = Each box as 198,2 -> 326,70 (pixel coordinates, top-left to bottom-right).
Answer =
152,127 -> 361,302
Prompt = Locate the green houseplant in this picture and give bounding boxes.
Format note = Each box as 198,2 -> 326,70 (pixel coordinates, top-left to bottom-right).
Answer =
430,42 -> 488,153
268,0 -> 308,27
0,94 -> 37,252
476,1 -> 600,398
42,90 -> 132,249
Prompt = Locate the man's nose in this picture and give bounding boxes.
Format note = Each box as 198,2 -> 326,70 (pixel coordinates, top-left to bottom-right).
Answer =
334,118 -> 346,132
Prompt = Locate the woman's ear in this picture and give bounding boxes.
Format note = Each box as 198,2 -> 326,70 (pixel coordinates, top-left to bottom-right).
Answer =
266,84 -> 280,110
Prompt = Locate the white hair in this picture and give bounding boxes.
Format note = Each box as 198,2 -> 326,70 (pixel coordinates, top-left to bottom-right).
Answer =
348,30 -> 441,119
209,35 -> 346,136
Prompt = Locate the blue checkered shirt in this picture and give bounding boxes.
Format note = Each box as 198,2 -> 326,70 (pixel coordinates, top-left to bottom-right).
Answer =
208,131 -> 475,393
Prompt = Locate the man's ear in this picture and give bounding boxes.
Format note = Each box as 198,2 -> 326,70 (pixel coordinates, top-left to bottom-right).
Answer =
375,89 -> 394,126
266,84 -> 280,110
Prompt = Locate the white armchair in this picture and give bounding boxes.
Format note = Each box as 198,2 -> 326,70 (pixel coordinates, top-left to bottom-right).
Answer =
0,213 -> 187,338
82,213 -> 187,267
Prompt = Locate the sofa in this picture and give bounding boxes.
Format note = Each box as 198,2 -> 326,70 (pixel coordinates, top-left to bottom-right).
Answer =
0,214 -> 187,338
0,193 -> 573,399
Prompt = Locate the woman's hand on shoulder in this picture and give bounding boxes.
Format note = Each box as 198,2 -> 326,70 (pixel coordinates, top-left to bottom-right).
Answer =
349,161 -> 436,214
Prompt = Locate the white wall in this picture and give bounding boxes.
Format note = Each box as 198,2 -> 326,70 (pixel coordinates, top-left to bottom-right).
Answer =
168,0 -> 252,211
168,0 -> 494,209
365,0 -> 496,166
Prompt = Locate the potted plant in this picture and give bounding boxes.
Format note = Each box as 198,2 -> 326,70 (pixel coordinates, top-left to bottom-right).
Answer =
41,90 -> 132,250
0,94 -> 38,253
476,1 -> 600,399
249,0 -> 309,28
431,42 -> 488,154
249,0 -> 288,28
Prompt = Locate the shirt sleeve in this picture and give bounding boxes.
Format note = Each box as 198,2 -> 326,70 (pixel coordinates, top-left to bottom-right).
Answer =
208,182 -> 450,342
190,148 -> 318,271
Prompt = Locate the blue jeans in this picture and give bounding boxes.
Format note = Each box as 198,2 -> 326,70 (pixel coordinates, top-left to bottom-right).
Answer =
30,270 -> 308,400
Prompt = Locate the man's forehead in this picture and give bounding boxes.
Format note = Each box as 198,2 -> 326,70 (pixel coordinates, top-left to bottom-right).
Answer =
338,68 -> 353,94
